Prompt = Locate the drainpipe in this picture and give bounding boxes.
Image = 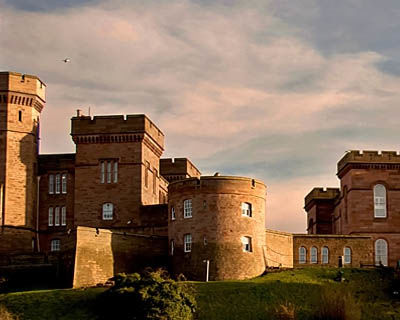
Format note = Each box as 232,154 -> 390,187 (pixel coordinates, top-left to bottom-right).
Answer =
36,176 -> 41,252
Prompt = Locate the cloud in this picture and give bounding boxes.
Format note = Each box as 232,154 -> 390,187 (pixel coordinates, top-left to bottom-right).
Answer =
1,0 -> 400,232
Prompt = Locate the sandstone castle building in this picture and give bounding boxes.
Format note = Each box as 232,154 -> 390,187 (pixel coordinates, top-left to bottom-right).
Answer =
0,71 -> 398,287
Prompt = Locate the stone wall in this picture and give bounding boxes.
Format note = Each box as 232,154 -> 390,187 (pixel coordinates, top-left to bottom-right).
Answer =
292,234 -> 372,267
265,229 -> 293,268
73,226 -> 168,288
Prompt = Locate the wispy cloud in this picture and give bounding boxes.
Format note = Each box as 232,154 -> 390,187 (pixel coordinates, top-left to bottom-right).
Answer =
1,0 -> 400,232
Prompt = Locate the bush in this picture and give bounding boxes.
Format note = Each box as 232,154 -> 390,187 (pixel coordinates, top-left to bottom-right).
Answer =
100,269 -> 196,320
0,305 -> 19,320
313,286 -> 361,320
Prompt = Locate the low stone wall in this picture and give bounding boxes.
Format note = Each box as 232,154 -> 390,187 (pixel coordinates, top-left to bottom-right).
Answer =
73,226 -> 168,287
265,230 -> 294,268
293,234 -> 373,267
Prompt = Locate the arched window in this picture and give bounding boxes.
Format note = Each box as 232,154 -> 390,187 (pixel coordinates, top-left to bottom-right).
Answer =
299,247 -> 306,264
374,184 -> 387,218
102,203 -> 113,220
322,247 -> 329,264
375,239 -> 388,266
310,247 -> 318,263
344,247 -> 351,264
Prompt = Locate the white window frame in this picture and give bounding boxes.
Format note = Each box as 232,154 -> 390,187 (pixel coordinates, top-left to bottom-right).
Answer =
310,247 -> 318,263
299,246 -> 306,264
184,234 -> 192,252
114,161 -> 118,183
51,239 -> 60,252
241,236 -> 252,252
344,247 -> 351,264
184,199 -> 192,218
55,174 -> 61,194
49,174 -> 54,194
241,202 -> 252,217
171,207 -> 176,220
102,203 -> 113,220
61,206 -> 66,226
54,207 -> 60,226
48,207 -> 53,226
61,173 -> 67,194
375,239 -> 388,266
322,246 -> 329,264
107,161 -> 112,183
374,184 -> 387,218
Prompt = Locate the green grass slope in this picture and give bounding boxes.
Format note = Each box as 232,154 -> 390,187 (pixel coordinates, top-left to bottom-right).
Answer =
0,268 -> 399,320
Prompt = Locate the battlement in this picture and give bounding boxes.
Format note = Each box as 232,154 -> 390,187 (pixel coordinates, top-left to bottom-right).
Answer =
0,71 -> 46,103
160,158 -> 201,180
337,150 -> 400,176
71,114 -> 164,149
304,187 -> 340,211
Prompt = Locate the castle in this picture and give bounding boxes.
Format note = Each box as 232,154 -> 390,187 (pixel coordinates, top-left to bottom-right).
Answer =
0,71 -> 398,287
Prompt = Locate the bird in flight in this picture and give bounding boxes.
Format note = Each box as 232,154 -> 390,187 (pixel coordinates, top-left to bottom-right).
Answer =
62,58 -> 71,63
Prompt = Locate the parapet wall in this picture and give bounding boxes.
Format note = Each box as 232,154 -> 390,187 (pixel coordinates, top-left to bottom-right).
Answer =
160,158 -> 201,180
71,114 -> 164,150
338,150 -> 400,176
304,187 -> 340,211
265,229 -> 294,268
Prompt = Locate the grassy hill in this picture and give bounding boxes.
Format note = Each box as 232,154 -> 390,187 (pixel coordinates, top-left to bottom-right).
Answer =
0,268 -> 399,320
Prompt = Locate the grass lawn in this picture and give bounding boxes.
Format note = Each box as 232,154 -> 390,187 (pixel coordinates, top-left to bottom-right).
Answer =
1,268 -> 399,320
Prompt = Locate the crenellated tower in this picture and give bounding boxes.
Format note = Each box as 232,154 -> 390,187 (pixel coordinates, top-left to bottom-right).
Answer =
0,71 -> 46,253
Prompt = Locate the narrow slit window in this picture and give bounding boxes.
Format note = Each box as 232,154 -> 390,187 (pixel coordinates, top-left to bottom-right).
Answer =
61,206 -> 66,226
48,207 -> 54,226
55,174 -> 61,194
113,161 -> 118,183
100,161 -> 105,183
54,207 -> 60,226
18,110 -> 22,122
61,174 -> 67,194
49,175 -> 54,194
107,161 -> 112,183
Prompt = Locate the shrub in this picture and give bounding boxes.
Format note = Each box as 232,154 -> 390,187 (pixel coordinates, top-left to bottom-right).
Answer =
0,305 -> 19,320
273,302 -> 296,320
100,269 -> 196,320
313,286 -> 361,320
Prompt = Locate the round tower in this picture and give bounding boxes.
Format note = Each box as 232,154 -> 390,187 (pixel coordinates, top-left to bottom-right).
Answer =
0,71 -> 46,253
168,176 -> 267,280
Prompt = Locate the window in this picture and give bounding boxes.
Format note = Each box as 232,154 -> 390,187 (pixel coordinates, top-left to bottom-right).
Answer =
102,203 -> 113,220
310,247 -> 318,263
49,175 -> 54,194
184,199 -> 192,218
61,174 -> 67,194
171,207 -> 176,220
153,168 -> 157,194
100,160 -> 118,184
54,207 -> 60,226
61,206 -> 66,226
184,234 -> 192,252
18,110 -> 22,122
241,202 -> 252,217
375,239 -> 388,266
241,236 -> 252,252
322,247 -> 329,264
344,247 -> 351,264
171,240 -> 174,256
299,247 -> 306,264
51,239 -> 60,252
55,174 -> 61,194
48,207 -> 53,226
145,161 -> 150,188
374,184 -> 387,218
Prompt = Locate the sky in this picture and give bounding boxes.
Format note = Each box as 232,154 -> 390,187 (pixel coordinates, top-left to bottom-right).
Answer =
1,0 -> 400,232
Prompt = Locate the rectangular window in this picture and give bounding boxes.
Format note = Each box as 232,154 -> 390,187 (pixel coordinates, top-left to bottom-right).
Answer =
171,240 -> 174,256
101,161 -> 105,183
49,175 -> 54,194
145,161 -> 150,188
153,168 -> 157,194
184,234 -> 192,252
107,161 -> 112,183
171,207 -> 176,220
61,173 -> 67,194
55,174 -> 61,194
102,203 -> 113,220
54,207 -> 60,226
241,202 -> 252,217
51,239 -> 60,252
184,199 -> 192,218
114,161 -> 118,183
241,236 -> 252,252
48,207 -> 53,226
61,206 -> 66,226
344,247 -> 351,264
